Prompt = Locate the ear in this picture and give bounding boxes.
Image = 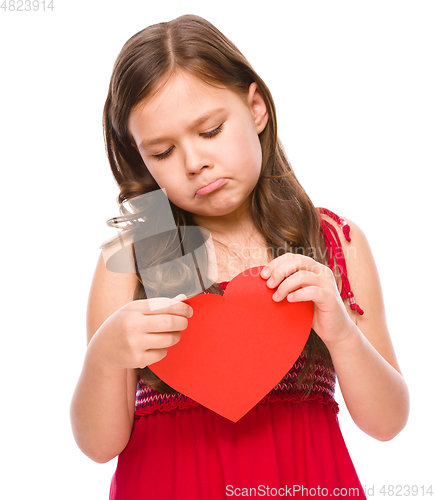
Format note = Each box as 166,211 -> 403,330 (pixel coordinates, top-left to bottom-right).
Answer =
247,82 -> 269,134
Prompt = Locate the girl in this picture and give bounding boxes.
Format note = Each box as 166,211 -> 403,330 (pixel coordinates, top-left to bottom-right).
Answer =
70,14 -> 409,499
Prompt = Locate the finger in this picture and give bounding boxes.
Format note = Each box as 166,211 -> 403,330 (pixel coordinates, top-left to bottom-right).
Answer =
144,313 -> 189,334
262,255 -> 324,289
287,286 -> 323,306
260,254 -> 306,282
145,330 -> 182,349
286,285 -> 329,309
141,348 -> 169,367
173,293 -> 188,301
272,270 -> 326,301
125,297 -> 193,318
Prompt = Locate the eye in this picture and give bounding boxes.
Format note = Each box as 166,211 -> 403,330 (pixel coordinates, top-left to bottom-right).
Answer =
153,146 -> 174,161
200,123 -> 223,139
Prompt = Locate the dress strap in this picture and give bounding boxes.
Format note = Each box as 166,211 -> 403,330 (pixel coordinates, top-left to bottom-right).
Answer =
318,208 -> 364,315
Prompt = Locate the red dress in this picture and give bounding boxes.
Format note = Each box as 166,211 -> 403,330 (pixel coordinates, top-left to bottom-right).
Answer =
109,211 -> 366,499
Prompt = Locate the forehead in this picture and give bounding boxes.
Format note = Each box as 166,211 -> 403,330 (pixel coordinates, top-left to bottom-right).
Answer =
128,70 -> 247,134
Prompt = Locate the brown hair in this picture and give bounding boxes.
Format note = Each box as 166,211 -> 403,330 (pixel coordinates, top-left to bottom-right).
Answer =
102,14 -> 333,394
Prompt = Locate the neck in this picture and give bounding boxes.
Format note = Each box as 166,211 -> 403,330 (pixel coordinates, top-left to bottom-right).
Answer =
192,198 -> 256,242
192,201 -> 271,283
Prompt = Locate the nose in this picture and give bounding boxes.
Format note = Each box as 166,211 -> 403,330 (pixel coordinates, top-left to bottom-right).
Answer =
183,141 -> 211,176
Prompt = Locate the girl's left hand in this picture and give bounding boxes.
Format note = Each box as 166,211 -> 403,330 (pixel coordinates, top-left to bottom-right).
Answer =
260,254 -> 354,347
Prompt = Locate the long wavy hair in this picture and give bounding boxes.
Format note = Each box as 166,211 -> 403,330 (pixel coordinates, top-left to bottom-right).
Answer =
101,14 -> 333,394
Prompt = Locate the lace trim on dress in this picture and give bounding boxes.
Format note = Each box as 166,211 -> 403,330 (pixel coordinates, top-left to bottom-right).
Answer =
135,354 -> 338,417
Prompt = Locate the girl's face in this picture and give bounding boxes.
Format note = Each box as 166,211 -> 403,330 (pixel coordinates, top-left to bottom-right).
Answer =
128,70 -> 268,226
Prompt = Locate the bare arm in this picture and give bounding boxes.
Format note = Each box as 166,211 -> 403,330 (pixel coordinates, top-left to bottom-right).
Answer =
70,253 -> 139,463
325,219 -> 409,440
70,252 -> 192,463
261,218 -> 409,441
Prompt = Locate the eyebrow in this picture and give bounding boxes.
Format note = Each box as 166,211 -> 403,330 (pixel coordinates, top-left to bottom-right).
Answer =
138,107 -> 226,150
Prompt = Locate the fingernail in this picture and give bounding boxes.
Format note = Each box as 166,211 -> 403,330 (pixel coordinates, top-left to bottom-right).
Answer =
273,292 -> 279,301
188,307 -> 194,317
267,277 -> 274,287
262,267 -> 271,278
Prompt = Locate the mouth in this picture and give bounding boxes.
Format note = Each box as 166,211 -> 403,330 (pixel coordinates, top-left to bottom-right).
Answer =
196,178 -> 228,197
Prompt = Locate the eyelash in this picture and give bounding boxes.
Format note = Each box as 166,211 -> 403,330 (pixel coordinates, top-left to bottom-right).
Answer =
201,123 -> 223,139
153,123 -> 224,161
153,147 -> 174,161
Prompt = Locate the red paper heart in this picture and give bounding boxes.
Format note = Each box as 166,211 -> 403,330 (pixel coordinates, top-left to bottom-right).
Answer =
150,265 -> 313,422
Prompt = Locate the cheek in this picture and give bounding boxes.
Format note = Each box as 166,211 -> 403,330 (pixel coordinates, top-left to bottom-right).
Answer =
149,168 -> 165,186
235,117 -> 262,163
251,136 -> 263,169
150,173 -> 177,196
229,132 -> 262,177
143,161 -> 173,190
150,170 -> 186,204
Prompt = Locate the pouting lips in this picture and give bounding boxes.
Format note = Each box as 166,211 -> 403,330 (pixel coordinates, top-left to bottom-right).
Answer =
196,178 -> 228,196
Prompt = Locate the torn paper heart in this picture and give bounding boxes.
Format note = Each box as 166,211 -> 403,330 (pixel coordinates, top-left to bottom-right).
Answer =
150,266 -> 313,422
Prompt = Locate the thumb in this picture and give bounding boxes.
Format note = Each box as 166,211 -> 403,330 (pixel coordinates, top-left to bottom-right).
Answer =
172,293 -> 188,301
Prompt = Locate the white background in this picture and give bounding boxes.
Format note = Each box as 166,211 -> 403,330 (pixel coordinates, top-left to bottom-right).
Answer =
1,1 -> 434,498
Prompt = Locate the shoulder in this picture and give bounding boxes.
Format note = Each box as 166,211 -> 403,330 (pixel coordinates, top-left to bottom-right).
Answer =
319,210 -> 378,292
320,209 -> 402,372
319,210 -> 373,269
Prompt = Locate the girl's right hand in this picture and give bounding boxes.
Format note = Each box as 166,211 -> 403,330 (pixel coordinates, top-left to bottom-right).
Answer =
88,294 -> 193,371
